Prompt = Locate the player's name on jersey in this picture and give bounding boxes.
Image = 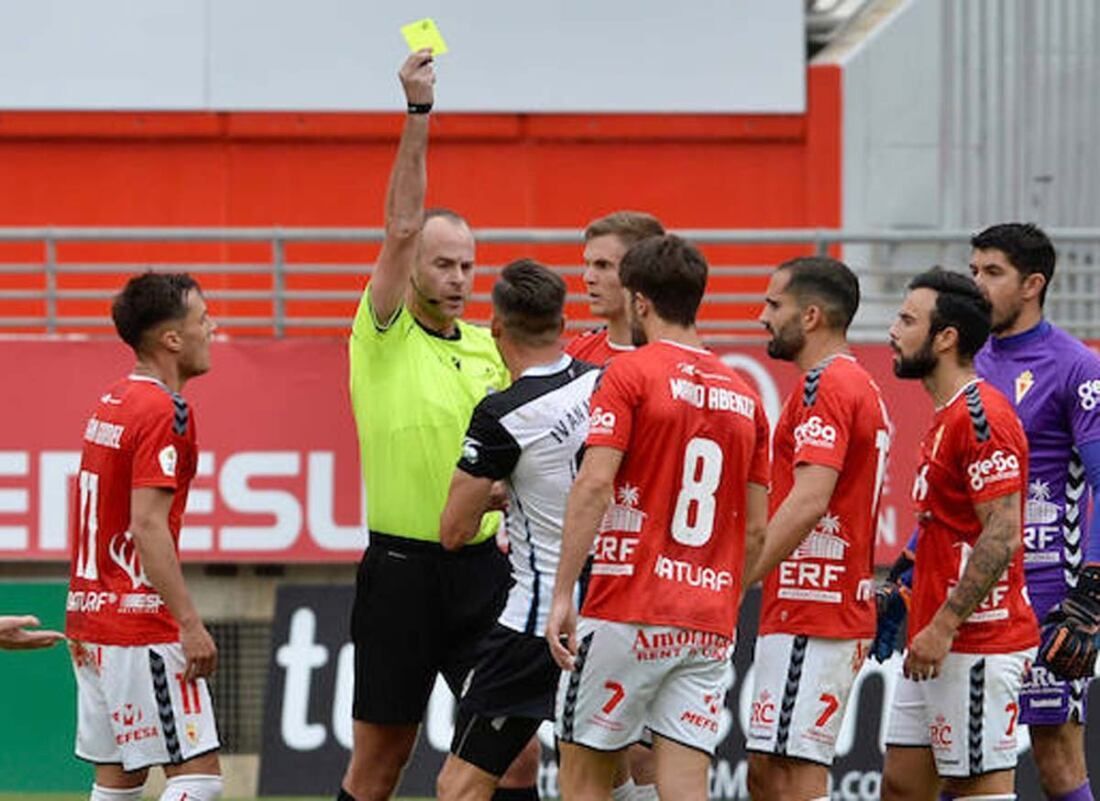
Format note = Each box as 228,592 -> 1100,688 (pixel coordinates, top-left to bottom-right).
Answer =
668,377 -> 756,418
83,416 -> 125,450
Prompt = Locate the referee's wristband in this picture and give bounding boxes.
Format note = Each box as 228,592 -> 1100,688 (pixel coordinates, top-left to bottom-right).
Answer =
407,102 -> 433,115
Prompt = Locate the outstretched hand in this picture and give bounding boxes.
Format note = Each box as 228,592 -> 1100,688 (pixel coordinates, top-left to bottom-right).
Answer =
0,615 -> 65,651
399,50 -> 436,107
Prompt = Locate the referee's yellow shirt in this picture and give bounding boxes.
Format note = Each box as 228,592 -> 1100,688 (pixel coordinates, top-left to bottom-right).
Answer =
349,286 -> 509,544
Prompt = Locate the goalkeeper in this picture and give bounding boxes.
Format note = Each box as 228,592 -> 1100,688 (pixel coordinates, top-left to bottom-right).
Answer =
874,222 -> 1100,801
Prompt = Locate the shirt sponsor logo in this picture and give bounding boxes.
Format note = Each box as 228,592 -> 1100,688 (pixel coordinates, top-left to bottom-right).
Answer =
119,592 -> 164,614
108,531 -> 151,590
66,590 -> 116,613
1025,479 -> 1059,525
159,444 -> 178,477
794,415 -> 837,451
589,406 -> 617,435
966,450 -> 1020,492
592,533 -> 639,576
790,513 -> 846,561
654,553 -> 733,592
83,417 -> 125,450
599,484 -> 646,534
1077,378 -> 1100,411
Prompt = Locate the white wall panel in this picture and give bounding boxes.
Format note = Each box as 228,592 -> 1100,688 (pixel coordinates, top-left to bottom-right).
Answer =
0,0 -> 805,113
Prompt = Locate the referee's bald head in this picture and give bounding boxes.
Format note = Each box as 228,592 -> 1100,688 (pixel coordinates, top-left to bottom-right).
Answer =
491,259 -> 566,346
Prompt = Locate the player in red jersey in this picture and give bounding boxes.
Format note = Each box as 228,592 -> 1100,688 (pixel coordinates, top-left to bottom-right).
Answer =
566,211 -> 666,801
565,211 -> 665,366
66,273 -> 222,801
547,235 -> 770,801
745,257 -> 892,801
882,268 -> 1038,801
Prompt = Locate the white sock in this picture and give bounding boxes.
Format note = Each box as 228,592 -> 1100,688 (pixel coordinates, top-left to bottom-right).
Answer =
159,774 -> 223,801
611,778 -> 636,801
633,784 -> 659,801
90,785 -> 143,801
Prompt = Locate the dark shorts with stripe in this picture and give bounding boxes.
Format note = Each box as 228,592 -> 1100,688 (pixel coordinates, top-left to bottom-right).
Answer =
351,531 -> 510,724
449,623 -> 560,775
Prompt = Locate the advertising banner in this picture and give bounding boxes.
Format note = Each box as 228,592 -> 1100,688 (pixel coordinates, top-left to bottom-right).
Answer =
3,338 -> 1091,565
258,584 -> 1100,798
0,582 -> 86,792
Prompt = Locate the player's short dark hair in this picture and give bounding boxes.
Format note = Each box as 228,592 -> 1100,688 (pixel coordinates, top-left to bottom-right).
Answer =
112,272 -> 201,353
492,259 -> 566,345
908,267 -> 991,362
776,256 -> 861,331
619,234 -> 707,327
970,222 -> 1056,306
584,211 -> 666,248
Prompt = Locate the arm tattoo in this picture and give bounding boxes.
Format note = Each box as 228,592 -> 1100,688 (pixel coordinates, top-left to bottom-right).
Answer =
945,493 -> 1018,622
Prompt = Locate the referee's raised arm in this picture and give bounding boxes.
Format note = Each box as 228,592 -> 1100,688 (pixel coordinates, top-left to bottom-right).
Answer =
367,49 -> 435,326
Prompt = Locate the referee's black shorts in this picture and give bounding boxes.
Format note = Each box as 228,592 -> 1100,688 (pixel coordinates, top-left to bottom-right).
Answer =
351,530 -> 510,725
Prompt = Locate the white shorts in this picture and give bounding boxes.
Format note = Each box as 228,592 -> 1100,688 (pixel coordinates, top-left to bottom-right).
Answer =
70,640 -> 220,771
745,633 -> 870,765
885,648 -> 1035,778
554,617 -> 734,755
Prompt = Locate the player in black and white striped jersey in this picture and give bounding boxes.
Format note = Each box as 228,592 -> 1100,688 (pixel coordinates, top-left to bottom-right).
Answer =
435,258 -> 599,801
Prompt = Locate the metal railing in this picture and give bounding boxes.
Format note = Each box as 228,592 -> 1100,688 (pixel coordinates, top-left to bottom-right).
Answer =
1,226 -> 1098,341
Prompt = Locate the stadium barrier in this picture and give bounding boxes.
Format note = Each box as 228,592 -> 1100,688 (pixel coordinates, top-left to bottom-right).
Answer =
0,226 -> 1098,339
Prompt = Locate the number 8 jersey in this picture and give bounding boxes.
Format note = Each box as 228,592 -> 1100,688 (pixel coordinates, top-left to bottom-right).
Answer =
66,375 -> 198,646
580,340 -> 770,639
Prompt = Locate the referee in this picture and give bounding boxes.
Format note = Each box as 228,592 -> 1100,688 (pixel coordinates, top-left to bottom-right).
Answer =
339,52 -> 536,801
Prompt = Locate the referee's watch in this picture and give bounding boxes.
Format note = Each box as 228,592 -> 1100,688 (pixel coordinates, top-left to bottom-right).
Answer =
407,102 -> 433,115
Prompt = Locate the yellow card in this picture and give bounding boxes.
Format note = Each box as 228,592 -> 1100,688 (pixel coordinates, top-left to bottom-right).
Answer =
401,18 -> 449,56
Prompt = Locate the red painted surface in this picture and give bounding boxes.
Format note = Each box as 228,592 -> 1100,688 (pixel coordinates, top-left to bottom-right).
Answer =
2,339 -> 917,566
0,66 -> 842,335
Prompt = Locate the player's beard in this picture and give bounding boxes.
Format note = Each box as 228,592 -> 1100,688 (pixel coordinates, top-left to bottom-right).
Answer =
893,334 -> 938,379
765,317 -> 805,361
990,297 -> 1023,335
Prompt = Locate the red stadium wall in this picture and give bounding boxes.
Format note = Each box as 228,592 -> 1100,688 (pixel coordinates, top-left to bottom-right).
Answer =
0,65 -> 841,332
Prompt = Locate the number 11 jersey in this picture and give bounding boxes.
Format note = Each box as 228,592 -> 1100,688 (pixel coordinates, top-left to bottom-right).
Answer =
580,340 -> 770,639
66,375 -> 198,646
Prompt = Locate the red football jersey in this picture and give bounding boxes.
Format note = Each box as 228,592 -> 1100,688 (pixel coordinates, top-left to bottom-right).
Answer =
760,355 -> 892,639
66,375 -> 198,646
909,380 -> 1039,654
565,327 -> 634,366
580,340 -> 770,638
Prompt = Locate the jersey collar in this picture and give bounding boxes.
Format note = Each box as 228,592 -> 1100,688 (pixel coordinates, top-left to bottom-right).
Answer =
989,319 -> 1051,353
937,377 -> 982,411
520,354 -> 573,378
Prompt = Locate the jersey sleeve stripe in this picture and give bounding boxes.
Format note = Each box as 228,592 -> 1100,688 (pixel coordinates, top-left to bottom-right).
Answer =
802,364 -> 826,407
964,384 -> 991,442
170,393 -> 189,436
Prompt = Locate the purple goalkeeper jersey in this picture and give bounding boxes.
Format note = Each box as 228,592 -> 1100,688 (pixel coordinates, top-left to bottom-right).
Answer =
975,320 -> 1100,616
